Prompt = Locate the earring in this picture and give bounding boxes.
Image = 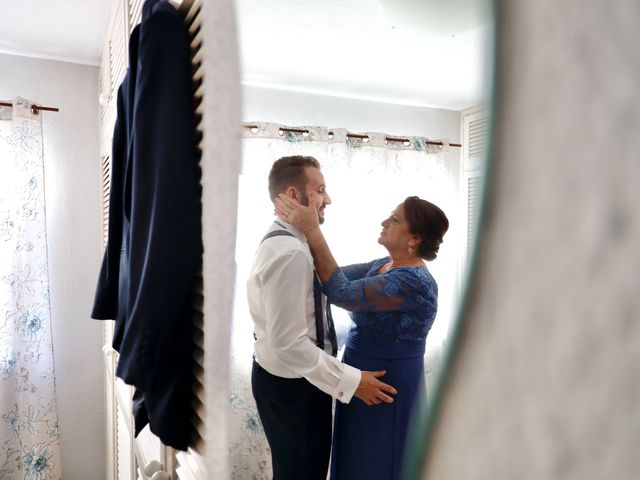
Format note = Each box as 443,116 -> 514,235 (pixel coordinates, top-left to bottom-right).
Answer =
408,244 -> 414,256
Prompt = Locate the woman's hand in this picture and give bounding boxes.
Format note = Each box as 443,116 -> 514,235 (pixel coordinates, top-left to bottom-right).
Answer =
275,193 -> 321,234
277,192 -> 338,282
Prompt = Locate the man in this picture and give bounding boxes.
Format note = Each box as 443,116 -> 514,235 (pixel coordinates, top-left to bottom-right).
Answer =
247,155 -> 397,480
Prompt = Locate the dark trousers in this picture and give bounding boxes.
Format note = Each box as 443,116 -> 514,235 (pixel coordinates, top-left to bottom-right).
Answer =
251,359 -> 332,480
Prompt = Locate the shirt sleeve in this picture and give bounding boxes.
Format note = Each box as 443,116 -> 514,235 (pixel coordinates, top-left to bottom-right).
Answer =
261,248 -> 360,403
323,266 -> 436,314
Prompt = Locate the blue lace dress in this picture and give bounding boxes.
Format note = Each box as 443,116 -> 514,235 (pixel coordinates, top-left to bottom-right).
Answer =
323,257 -> 438,480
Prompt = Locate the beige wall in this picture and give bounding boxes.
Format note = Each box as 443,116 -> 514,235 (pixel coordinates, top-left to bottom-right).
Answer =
416,1 -> 640,478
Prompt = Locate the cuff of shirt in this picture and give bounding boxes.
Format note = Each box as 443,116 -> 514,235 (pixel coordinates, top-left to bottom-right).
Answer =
332,364 -> 361,404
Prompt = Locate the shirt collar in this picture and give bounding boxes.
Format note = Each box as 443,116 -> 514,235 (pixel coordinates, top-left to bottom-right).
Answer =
273,217 -> 306,241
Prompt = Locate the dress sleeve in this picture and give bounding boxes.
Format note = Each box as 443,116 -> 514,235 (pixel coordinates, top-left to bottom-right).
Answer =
323,266 -> 435,313
339,258 -> 386,281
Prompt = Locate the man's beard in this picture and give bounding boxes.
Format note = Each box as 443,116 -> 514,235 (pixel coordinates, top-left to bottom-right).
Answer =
300,192 -> 325,224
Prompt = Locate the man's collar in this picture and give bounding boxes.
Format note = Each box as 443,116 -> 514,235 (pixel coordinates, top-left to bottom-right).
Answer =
273,217 -> 305,241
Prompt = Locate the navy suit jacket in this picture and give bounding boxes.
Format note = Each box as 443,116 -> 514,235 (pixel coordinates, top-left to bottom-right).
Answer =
92,0 -> 202,451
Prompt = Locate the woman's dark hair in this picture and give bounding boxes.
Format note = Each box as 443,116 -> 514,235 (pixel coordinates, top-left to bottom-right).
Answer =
403,196 -> 449,261
268,156 -> 321,201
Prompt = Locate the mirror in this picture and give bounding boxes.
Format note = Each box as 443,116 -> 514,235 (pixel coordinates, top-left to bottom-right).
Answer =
229,0 -> 494,478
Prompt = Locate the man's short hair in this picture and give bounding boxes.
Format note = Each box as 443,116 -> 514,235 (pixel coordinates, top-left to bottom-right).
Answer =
268,156 -> 321,201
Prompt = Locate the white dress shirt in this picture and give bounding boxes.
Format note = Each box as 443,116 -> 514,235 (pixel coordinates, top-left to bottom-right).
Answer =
247,219 -> 360,403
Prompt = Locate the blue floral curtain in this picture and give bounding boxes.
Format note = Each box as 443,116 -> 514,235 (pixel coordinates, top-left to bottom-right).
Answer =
0,98 -> 62,480
228,122 -> 459,479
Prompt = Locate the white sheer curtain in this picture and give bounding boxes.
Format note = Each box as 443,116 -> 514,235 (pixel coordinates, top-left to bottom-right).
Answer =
227,122 -> 461,479
0,98 -> 62,480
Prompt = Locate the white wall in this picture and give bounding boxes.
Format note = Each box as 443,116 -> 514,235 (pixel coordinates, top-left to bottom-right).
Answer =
0,53 -> 104,480
242,84 -> 461,140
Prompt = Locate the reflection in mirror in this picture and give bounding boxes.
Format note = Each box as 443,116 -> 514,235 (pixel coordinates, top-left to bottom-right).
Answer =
228,0 -> 494,478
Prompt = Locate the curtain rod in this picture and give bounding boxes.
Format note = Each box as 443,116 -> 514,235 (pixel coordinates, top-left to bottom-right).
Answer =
0,101 -> 60,114
244,124 -> 462,148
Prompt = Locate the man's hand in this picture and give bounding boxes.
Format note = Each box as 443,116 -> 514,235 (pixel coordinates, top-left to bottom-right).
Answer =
355,370 -> 397,406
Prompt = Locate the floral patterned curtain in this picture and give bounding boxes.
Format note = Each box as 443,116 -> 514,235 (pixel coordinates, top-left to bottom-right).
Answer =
0,98 -> 62,480
228,122 -> 460,479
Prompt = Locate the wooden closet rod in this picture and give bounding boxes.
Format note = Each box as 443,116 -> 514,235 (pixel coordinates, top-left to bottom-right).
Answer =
0,101 -> 60,114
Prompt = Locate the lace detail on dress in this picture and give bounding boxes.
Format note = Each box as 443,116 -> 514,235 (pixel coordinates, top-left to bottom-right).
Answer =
323,257 -> 438,341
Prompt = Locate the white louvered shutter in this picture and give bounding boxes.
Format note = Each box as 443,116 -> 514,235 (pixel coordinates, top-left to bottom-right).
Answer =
461,108 -> 490,266
129,0 -> 144,32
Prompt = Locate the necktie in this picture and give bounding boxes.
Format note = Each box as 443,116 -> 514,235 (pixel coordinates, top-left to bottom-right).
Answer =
313,272 -> 338,357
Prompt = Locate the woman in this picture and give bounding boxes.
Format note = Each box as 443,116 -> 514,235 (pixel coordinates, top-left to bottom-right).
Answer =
275,193 -> 449,480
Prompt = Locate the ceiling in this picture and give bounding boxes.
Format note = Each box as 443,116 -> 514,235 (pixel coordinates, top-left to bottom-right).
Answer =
0,0 -> 111,67
0,0 -> 493,111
